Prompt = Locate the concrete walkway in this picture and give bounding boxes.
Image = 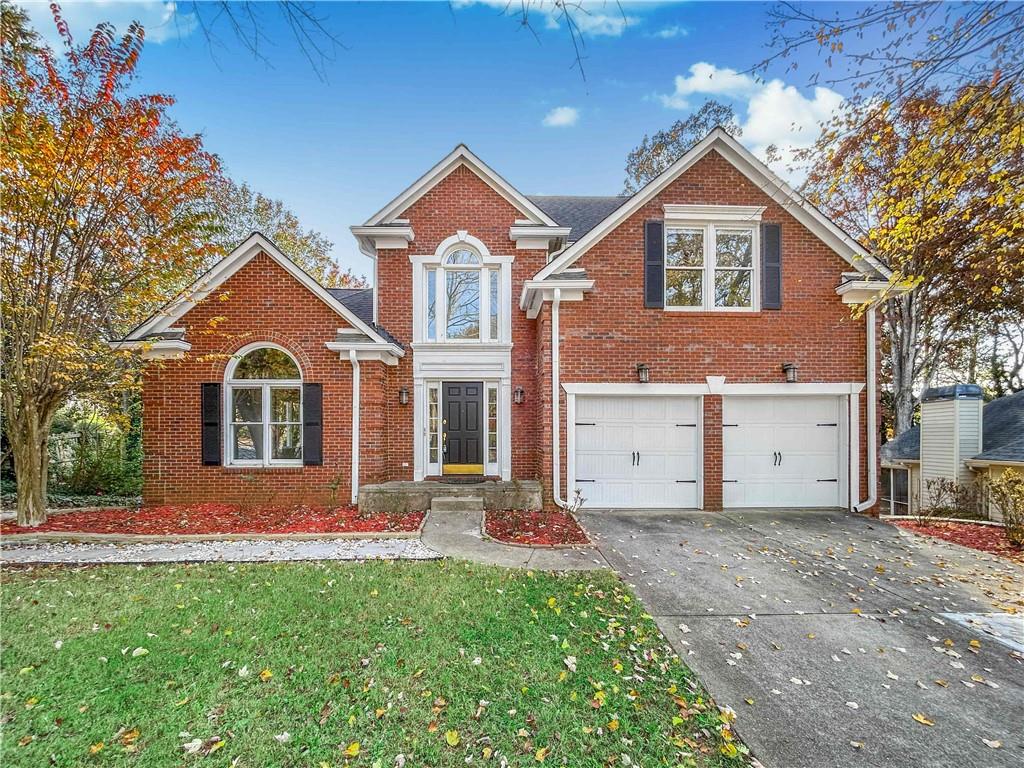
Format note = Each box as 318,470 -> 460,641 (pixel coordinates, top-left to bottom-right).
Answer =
1,537 -> 439,564
420,510 -> 608,570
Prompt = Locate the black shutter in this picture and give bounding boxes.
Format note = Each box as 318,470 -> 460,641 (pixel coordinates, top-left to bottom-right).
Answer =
761,223 -> 782,310
201,383 -> 221,465
644,220 -> 665,308
302,383 -> 323,466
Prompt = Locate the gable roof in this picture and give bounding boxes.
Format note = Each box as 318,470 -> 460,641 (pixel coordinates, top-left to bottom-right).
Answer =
327,287 -> 402,347
534,127 -> 891,281
123,232 -> 395,347
881,389 -> 1024,465
364,144 -> 560,227
527,195 -> 630,242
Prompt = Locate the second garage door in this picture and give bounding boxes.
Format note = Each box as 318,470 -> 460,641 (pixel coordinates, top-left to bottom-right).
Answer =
573,395 -> 701,509
722,395 -> 844,508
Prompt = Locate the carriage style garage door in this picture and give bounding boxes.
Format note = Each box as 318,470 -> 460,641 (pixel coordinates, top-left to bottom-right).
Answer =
722,395 -> 843,508
573,395 -> 701,508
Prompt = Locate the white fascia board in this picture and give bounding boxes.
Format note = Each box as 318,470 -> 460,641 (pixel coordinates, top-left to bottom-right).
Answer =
519,278 -> 594,316
534,128 -> 890,282
664,204 -> 766,222
562,381 -> 865,397
883,459 -> 920,468
350,225 -> 415,252
965,458 -> 1024,468
510,225 -> 571,251
836,279 -> 900,305
363,144 -> 559,227
325,340 -> 404,366
125,233 -> 390,347
108,338 -> 191,360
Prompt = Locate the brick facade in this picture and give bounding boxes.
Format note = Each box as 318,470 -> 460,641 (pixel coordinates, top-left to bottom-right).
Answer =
139,147 -> 879,512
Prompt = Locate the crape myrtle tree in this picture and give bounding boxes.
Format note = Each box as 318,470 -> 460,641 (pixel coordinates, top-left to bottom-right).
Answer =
0,4 -> 220,525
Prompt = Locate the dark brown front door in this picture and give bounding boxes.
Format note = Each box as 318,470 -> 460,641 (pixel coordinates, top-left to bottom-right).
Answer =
442,381 -> 483,474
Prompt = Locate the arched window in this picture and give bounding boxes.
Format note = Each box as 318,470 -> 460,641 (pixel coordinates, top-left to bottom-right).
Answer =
424,243 -> 500,342
225,344 -> 302,465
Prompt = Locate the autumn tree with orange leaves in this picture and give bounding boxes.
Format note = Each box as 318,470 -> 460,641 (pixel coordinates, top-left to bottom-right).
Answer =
1,4 -> 220,525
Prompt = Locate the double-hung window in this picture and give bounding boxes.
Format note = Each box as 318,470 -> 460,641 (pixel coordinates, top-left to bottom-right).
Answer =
225,345 -> 302,466
665,223 -> 757,310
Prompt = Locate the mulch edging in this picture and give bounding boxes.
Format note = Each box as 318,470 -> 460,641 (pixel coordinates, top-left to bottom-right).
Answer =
892,519 -> 1024,563
481,510 -> 591,548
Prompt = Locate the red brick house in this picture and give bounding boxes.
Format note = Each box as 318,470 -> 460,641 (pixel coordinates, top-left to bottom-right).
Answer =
116,128 -> 891,512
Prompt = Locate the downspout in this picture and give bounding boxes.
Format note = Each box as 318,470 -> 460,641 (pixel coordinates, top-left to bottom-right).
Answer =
551,288 -> 567,508
856,307 -> 877,512
349,349 -> 361,505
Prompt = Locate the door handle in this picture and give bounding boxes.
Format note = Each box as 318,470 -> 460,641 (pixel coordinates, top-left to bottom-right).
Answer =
778,452 -> 782,466
636,452 -> 640,467
631,451 -> 636,466
773,451 -> 778,466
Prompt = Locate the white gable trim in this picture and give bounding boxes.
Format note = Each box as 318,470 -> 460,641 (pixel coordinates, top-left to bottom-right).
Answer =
534,128 -> 890,282
363,144 -> 559,228
125,232 -> 390,345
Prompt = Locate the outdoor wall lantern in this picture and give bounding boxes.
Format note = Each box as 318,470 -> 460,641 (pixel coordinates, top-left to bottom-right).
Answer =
782,362 -> 799,383
636,363 -> 650,384
398,387 -> 409,405
513,386 -> 525,405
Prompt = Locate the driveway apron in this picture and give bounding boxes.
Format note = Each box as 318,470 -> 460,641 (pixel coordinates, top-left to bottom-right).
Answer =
580,508 -> 1024,768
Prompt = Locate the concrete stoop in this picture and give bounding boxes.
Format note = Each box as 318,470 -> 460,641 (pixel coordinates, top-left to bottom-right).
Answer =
358,479 -> 542,514
430,496 -> 484,513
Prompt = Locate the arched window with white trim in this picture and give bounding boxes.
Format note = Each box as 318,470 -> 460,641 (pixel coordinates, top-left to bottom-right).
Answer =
418,234 -> 507,344
225,344 -> 303,465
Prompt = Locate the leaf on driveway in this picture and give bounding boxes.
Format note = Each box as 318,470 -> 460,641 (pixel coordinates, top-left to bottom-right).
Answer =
912,713 -> 935,727
982,739 -> 1002,749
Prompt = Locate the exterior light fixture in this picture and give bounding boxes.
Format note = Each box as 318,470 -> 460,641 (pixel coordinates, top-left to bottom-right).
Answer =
513,386 -> 525,405
398,387 -> 409,405
782,362 -> 799,383
636,363 -> 650,384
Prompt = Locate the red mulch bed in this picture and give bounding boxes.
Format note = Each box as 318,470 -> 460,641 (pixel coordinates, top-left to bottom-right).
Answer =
485,510 -> 589,547
893,520 -> 1024,562
0,504 -> 424,536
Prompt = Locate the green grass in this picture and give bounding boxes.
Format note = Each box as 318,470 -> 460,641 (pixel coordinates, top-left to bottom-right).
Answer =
1,561 -> 747,767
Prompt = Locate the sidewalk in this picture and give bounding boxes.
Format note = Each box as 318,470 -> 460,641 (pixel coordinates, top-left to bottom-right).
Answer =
420,510 -> 608,570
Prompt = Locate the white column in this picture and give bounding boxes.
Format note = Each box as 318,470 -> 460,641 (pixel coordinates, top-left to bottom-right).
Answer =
349,350 -> 361,505
413,378 -> 425,481
849,392 -> 861,511
500,379 -> 512,480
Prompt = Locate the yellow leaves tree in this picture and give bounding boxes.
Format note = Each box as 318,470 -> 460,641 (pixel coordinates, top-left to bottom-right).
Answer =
801,85 -> 1024,434
0,4 -> 220,525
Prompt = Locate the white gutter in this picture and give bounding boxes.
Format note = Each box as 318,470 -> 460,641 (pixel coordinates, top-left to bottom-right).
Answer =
551,288 -> 567,509
856,307 -> 878,512
349,349 -> 361,505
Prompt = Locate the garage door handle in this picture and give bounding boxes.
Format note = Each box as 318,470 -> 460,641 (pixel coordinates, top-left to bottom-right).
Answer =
675,423 -> 697,427
723,479 -> 738,483
778,452 -> 782,466
817,422 -> 838,427
817,478 -> 838,483
576,422 -> 596,426
676,479 -> 697,483
576,479 -> 595,483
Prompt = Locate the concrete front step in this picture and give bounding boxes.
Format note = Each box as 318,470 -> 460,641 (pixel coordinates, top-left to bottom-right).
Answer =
430,496 -> 484,513
358,479 -> 542,514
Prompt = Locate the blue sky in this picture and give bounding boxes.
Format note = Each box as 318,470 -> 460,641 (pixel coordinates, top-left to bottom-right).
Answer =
20,1 -> 865,277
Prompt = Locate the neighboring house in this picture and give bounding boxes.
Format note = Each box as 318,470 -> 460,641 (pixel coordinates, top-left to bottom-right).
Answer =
115,128 -> 892,511
881,385 -> 1024,520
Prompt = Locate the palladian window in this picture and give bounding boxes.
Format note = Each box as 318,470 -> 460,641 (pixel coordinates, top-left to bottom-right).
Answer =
225,345 -> 302,465
423,245 -> 503,343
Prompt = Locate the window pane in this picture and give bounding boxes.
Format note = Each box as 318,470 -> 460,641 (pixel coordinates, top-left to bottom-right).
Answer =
666,269 -> 703,307
893,468 -> 909,505
666,228 -> 704,267
233,424 -> 263,460
233,347 -> 299,379
271,388 -> 300,423
489,270 -> 499,340
715,230 -> 753,268
446,270 -> 480,339
446,248 -> 480,265
426,268 -> 436,341
271,424 -> 302,460
232,387 -> 262,422
715,270 -> 752,307
428,387 -> 440,463
487,387 -> 498,464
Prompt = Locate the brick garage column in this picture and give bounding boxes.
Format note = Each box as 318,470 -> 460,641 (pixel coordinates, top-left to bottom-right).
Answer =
703,395 -> 723,510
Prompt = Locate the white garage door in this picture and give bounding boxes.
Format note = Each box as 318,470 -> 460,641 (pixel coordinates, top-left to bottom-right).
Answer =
573,396 -> 700,509
722,396 -> 843,508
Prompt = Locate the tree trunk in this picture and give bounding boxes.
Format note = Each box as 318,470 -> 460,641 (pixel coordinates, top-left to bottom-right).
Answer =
7,399 -> 55,527
886,292 -> 919,436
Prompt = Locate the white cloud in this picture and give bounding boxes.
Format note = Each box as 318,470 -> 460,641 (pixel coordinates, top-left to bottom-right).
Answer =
651,25 -> 689,39
453,0 -> 640,38
656,62 -> 844,176
19,1 -> 198,48
542,106 -> 580,127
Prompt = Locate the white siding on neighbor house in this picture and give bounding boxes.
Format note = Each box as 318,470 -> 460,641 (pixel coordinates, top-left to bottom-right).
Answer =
920,397 -> 983,508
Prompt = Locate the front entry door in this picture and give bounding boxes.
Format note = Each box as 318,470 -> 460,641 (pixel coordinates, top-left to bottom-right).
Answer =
442,381 -> 483,474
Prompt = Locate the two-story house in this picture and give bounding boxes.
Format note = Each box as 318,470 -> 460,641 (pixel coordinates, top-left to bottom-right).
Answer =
116,128 -> 890,512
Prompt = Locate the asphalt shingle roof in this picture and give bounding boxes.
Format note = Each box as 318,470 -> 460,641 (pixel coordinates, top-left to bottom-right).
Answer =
527,195 -> 630,241
327,288 -> 402,347
880,388 -> 1024,464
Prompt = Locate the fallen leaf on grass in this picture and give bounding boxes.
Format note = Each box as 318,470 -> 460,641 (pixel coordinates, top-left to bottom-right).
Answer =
445,730 -> 460,747
274,732 -> 291,744
912,713 -> 935,727
131,647 -> 149,658
345,742 -> 360,757
535,746 -> 549,762
259,669 -> 273,682
90,742 -> 105,754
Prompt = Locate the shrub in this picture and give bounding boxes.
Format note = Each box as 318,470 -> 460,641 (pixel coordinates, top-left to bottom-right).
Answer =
920,477 -> 984,522
986,469 -> 1024,545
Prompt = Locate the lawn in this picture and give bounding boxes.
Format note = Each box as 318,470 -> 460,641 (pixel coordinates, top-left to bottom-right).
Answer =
0,561 -> 747,767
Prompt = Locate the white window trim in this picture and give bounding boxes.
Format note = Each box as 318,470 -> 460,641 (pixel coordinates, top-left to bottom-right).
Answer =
410,231 -> 513,345
224,342 -> 303,468
664,221 -> 759,313
417,377 -> 509,480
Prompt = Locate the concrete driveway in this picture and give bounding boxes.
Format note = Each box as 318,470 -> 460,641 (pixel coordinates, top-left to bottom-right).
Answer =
579,509 -> 1024,768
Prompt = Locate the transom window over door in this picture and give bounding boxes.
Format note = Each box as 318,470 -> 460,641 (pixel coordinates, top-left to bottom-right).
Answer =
665,223 -> 757,310
225,344 -> 302,465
